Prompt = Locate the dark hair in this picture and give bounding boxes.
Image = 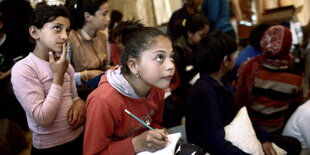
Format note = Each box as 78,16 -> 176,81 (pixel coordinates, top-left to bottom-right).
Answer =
175,13 -> 209,40
108,19 -> 144,43
121,27 -> 170,74
0,12 -> 3,23
29,5 -> 69,29
108,10 -> 123,30
35,1 -> 48,9
66,0 -> 108,30
196,31 -> 237,74
249,23 -> 271,50
185,14 -> 209,34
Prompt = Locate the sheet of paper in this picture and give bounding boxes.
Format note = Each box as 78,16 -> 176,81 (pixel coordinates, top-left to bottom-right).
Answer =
137,132 -> 181,155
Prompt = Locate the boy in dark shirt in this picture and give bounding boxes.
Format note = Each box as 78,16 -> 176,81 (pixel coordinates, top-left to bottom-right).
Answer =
186,31 -> 279,154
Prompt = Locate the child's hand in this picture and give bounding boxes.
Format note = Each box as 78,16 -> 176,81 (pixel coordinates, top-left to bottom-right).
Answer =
68,99 -> 86,129
49,43 -> 69,85
262,141 -> 277,155
132,129 -> 168,153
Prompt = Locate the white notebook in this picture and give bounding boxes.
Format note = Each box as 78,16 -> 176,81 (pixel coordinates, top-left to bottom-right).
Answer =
137,132 -> 182,155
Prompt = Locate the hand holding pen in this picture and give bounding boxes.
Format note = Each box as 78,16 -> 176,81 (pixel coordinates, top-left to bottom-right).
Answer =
125,109 -> 169,153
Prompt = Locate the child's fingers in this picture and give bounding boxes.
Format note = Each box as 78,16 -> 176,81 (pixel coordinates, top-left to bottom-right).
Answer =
154,129 -> 169,142
49,52 -> 55,63
67,107 -> 73,123
60,43 -> 67,59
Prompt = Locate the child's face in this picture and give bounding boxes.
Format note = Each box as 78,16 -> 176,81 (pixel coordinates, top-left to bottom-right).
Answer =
36,16 -> 70,56
136,36 -> 175,89
88,2 -> 110,31
188,25 -> 209,45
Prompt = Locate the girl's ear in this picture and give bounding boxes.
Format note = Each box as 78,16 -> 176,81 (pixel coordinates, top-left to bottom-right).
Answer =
127,57 -> 139,75
29,26 -> 40,40
84,12 -> 91,22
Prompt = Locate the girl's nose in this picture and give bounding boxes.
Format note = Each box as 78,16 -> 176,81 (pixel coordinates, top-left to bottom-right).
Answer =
61,32 -> 68,40
166,58 -> 175,72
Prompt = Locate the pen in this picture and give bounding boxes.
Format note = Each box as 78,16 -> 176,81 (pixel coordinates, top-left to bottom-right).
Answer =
124,109 -> 170,142
124,109 -> 154,130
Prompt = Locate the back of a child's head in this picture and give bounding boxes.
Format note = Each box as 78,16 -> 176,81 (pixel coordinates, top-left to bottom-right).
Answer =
184,13 -> 209,34
108,19 -> 144,43
108,10 -> 123,30
249,23 -> 271,50
174,13 -> 209,40
196,31 -> 237,74
120,27 -> 169,74
29,5 -> 69,29
66,0 -> 108,30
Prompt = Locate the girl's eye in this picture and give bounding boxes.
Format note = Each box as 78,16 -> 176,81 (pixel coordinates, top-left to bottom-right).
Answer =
53,26 -> 61,31
102,11 -> 109,16
155,55 -> 164,62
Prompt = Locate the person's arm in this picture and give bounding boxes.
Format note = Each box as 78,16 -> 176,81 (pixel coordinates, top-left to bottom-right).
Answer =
251,119 -> 276,155
252,121 -> 273,143
84,97 -> 136,155
11,63 -> 64,127
11,44 -> 68,127
0,68 -> 11,80
67,65 -> 86,129
230,0 -> 242,21
197,88 -> 249,155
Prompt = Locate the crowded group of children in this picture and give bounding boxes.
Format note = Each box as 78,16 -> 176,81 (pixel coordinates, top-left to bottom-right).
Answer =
2,0 -> 310,154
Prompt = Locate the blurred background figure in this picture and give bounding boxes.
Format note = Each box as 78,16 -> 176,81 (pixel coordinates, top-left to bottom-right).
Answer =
108,9 -> 123,30
0,0 -> 33,131
167,0 -> 203,41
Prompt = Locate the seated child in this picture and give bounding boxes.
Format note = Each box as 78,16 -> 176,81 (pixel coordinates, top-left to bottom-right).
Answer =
83,26 -> 175,154
185,31 -> 301,154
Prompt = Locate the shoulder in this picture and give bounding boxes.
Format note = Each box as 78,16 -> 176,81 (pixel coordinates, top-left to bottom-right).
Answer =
190,78 -> 217,97
96,30 -> 108,40
69,30 -> 78,38
149,87 -> 165,101
12,55 -> 36,75
297,102 -> 310,120
87,82 -> 126,110
153,87 -> 165,95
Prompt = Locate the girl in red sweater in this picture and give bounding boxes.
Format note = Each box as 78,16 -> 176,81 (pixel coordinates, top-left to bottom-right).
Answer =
84,26 -> 175,155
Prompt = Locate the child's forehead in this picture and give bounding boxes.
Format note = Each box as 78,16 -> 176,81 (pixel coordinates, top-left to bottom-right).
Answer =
48,16 -> 70,26
142,36 -> 172,52
152,35 -> 171,45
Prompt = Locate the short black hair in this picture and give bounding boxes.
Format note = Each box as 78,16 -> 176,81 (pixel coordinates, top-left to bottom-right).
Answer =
120,27 -> 170,75
29,5 -> 69,29
195,31 -> 237,74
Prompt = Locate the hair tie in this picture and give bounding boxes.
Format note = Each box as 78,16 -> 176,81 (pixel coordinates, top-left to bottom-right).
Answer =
182,19 -> 187,27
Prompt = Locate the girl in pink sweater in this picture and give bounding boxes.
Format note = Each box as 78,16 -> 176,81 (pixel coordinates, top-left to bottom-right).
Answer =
11,5 -> 85,155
